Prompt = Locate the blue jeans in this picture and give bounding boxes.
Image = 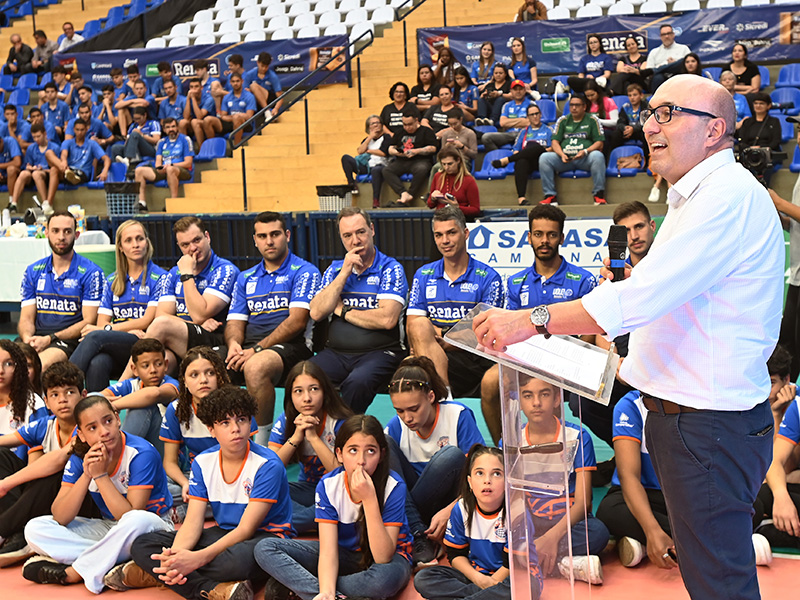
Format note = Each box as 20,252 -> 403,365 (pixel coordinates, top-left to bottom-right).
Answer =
415,566 -> 518,600
645,400 -> 773,600
69,330 -> 140,391
122,404 -> 163,455
254,538 -> 411,600
529,513 -> 609,564
538,150 -> 606,197
387,438 -> 465,536
289,479 -> 317,534
110,129 -> 157,162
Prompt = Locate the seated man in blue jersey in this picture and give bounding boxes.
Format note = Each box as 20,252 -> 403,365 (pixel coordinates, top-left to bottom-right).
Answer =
12,123 -> 59,214
56,118 -> 110,185
63,102 -> 114,149
18,211 -> 105,371
115,79 -> 156,138
194,59 -> 227,105
41,82 -> 70,141
124,64 -> 149,97
110,67 -> 128,103
407,205 -> 503,399
245,52 -> 283,119
110,106 -> 161,171
201,72 -> 256,147
69,85 -> 96,118
481,79 -> 531,152
97,85 -> 119,136
309,207 -> 408,413
157,79 -> 187,124
133,117 -> 194,212
1,103 -> 31,153
224,211 -> 321,443
0,133 -> 22,212
480,205 -> 596,443
179,78 -> 215,149
151,61 -> 176,102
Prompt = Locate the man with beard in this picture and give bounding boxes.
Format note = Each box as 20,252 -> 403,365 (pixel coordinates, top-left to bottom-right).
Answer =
479,204 -> 596,443
133,117 -> 194,212
18,211 -> 105,371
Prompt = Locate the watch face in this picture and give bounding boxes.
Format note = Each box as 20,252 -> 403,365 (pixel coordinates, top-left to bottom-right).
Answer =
531,305 -> 549,326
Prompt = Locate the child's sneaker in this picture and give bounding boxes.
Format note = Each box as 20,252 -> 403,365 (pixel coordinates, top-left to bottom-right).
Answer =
558,555 -> 603,585
103,560 -> 159,591
752,533 -> 772,566
617,536 -> 645,567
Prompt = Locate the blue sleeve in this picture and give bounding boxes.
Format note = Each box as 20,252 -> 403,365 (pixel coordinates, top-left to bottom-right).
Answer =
407,268 -> 426,313
604,55 -> 615,72
187,456 -> 209,500
16,417 -> 47,448
575,425 -> 597,471
228,272 -> 249,318
162,375 -> 180,393
384,417 -> 402,444
269,413 -> 288,445
378,260 -> 408,303
470,62 -> 479,80
578,55 -> 590,75
250,456 -> 285,502
512,130 -> 525,152
99,275 -> 114,313
612,392 -> 643,442
544,127 -> 553,146
243,69 -> 254,88
268,70 -> 282,92
160,402 -> 182,443
290,263 -> 320,307
205,261 -> 237,300
20,264 -> 36,303
183,136 -> 195,158
80,263 -> 105,304
108,378 -> 135,397
382,475 -> 407,525
576,271 -> 597,299
500,101 -> 512,119
444,503 -> 467,547
7,137 -> 21,157
778,399 -> 800,443
128,445 -> 163,489
315,477 -> 338,521
319,264 -> 337,289
456,406 -> 485,452
481,269 -> 504,308
62,453 -> 84,484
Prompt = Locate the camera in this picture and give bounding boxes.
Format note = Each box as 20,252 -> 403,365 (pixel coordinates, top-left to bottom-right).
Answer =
737,147 -> 786,186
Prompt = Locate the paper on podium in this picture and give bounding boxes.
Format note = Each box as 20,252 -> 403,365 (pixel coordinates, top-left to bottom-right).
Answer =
444,303 -> 619,406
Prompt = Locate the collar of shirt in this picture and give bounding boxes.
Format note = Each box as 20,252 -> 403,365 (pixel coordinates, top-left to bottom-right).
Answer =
254,252 -> 295,277
530,257 -> 568,285
668,148 -> 734,209
46,253 -> 78,279
433,255 -> 476,284
350,248 -> 387,277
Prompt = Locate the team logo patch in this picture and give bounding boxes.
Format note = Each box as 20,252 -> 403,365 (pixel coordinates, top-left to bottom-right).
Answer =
426,285 -> 437,299
565,272 -> 582,281
494,520 -> 507,541
243,477 -> 253,497
437,436 -> 450,449
63,278 -> 78,289
367,276 -> 380,286
520,292 -> 529,306
37,278 -> 46,291
246,279 -> 257,294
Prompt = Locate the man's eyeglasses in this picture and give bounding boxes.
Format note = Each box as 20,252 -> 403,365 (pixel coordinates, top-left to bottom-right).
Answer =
640,104 -> 719,125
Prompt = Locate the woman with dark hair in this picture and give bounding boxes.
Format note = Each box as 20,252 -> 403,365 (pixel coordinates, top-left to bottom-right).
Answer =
568,34 -> 614,94
453,66 -> 479,122
584,79 -> 619,131
509,37 -> 538,91
476,63 -> 512,126
341,114 -> 390,208
609,36 -> 650,95
433,46 -> 460,88
409,64 -> 441,111
726,43 -> 761,95
681,52 -> 713,79
16,342 -> 42,398
380,81 -> 416,135
515,0 -> 547,21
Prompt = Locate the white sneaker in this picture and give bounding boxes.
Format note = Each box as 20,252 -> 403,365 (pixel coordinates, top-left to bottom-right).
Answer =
115,156 -> 130,168
617,536 -> 645,567
41,200 -> 53,215
647,186 -> 660,203
752,533 -> 772,566
558,555 -> 603,585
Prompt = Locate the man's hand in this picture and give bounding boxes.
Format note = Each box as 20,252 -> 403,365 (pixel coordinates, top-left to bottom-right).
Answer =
623,125 -> 634,138
28,334 -> 52,353
472,308 -> 536,352
773,493 -> 800,537
425,505 -> 450,541
200,318 -> 221,332
177,253 -> 197,276
534,531 -> 559,576
225,340 -> 252,371
774,383 -> 797,415
342,246 -> 365,273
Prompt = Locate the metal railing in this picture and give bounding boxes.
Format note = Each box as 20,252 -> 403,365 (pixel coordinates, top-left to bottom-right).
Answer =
2,0 -> 37,33
394,0 -> 447,67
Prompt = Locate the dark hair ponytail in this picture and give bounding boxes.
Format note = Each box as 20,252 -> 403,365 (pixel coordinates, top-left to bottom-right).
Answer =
388,355 -> 448,402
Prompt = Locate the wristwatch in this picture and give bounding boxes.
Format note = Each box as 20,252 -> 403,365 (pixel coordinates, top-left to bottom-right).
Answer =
179,273 -> 195,283
530,305 -> 552,339
340,305 -> 352,321
253,345 -> 263,353
104,324 -> 113,331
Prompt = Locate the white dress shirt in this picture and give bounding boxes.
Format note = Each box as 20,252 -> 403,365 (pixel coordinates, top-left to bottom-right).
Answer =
788,174 -> 800,286
583,149 -> 784,410
648,43 -> 690,70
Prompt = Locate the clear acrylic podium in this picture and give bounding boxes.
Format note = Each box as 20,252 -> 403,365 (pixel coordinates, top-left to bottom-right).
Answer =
445,304 -> 619,599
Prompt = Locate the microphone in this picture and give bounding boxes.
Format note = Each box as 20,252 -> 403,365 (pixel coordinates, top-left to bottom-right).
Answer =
607,225 -> 628,282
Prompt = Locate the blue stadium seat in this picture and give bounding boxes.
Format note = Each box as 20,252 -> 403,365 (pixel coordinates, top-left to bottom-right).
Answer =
15,73 -> 37,92
107,162 -> 128,182
0,74 -> 13,91
775,64 -> 800,89
128,0 -> 147,17
606,146 -> 645,177
536,99 -> 557,124
610,95 -> 628,111
82,20 -> 102,39
758,65 -> 770,90
705,67 -> 722,82
474,149 -> 511,180
791,146 -> 800,173
560,168 -> 590,179
776,114 -> 795,143
770,88 -> 800,116
7,87 -> 29,105
195,138 -> 228,162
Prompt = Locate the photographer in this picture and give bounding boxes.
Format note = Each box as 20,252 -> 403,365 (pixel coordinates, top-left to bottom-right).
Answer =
737,92 -> 783,186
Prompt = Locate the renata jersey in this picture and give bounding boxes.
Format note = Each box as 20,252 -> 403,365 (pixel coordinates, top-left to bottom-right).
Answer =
504,259 -> 595,310
407,257 -> 503,330
62,432 -> 172,518
611,391 -> 660,490
157,95 -> 187,121
227,253 -> 321,347
778,395 -> 800,445
444,498 -> 509,575
14,414 -> 76,455
186,94 -> 216,119
269,411 -> 344,484
244,67 -> 282,93
384,401 -> 485,476
188,440 -> 293,536
20,253 -> 105,334
159,251 -> 239,323
99,261 -> 168,322
155,133 -> 194,168
108,374 -> 179,399
221,90 -> 256,115
315,466 -> 412,564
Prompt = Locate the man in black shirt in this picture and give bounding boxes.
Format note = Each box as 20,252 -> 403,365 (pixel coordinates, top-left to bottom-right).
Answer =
383,110 -> 439,207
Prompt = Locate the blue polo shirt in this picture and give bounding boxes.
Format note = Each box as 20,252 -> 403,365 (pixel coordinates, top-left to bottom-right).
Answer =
64,116 -> 113,140
221,90 -> 256,115
407,256 -> 503,330
611,391 -> 661,490
187,94 -> 217,119
99,261 -> 168,322
513,124 -> 552,152
244,67 -> 282,93
151,77 -> 174,98
0,135 -> 21,165
24,140 -> 60,169
505,258 -> 596,310
778,396 -> 800,445
511,57 -> 537,84
96,103 -> 118,130
126,119 -> 161,139
157,95 -> 187,121
228,252 -> 321,346
0,120 -> 30,140
113,83 -> 128,102
61,137 -> 105,173
200,77 -> 222,99
108,374 -> 179,398
20,252 -> 105,334
156,134 -> 194,169
500,97 -> 532,133
159,251 -> 239,323
320,248 -> 408,353
42,100 -> 71,130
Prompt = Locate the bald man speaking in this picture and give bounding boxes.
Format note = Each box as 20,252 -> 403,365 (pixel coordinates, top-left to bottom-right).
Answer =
475,75 -> 783,599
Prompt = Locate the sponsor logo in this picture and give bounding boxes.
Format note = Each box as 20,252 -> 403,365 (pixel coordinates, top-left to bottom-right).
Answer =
426,285 -> 437,299
738,37 -> 772,49
437,435 -> 450,449
367,275 -> 380,286
277,53 -> 301,61
173,60 -> 221,78
565,272 -> 582,281
91,62 -> 113,69
248,296 -> 289,313
37,297 -> 79,313
697,23 -> 729,34
274,64 -> 304,74
243,477 -> 253,497
551,288 -> 573,299
63,278 -> 78,289
145,64 -> 161,77
275,275 -> 289,284
597,31 -> 647,54
114,306 -> 145,320
494,520 -> 507,541
460,282 -> 479,293
246,279 -> 257,294
541,37 -> 570,53
735,21 -> 768,32
428,305 -> 469,322
520,292 -> 529,306
37,278 -> 46,291
123,58 -> 139,68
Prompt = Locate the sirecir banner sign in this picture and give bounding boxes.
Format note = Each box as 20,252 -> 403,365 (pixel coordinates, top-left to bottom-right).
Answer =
418,4 -> 800,74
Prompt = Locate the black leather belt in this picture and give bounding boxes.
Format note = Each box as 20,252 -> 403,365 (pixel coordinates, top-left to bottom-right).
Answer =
642,395 -> 700,414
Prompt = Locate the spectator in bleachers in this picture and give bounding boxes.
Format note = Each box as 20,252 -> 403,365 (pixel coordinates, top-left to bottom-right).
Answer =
719,70 -> 751,129
64,103 -> 114,149
97,84 -> 119,136
4,33 -> 33,76
433,46 -> 460,89
609,35 -> 649,96
648,24 -> 690,90
481,79 -> 531,151
515,0 -> 548,21
157,78 -> 187,123
134,117 -> 194,210
736,92 -> 783,186
111,106 -> 161,170
57,118 -> 110,185
421,86 -> 458,134
409,64 -> 441,112
180,77 -> 215,148
13,122 -> 60,211
51,65 -> 71,104
0,134 -> 22,208
584,79 -> 619,134
426,147 -> 480,219
606,83 -> 649,158
383,109 -> 439,208
490,103 -> 552,206
56,22 -> 83,53
245,52 -> 283,119
509,37 -> 538,93
227,53 -> 245,80
124,64 -> 148,96
452,66 -> 478,122
1,103 -> 31,152
341,115 -> 390,207
217,72 -> 256,146
435,108 -> 477,167
70,85 -> 95,118
470,41 -> 496,88
116,80 -> 157,136
27,107 -> 57,146
110,67 -> 128,102
309,207 -> 408,413
380,81 -> 416,135
539,94 -> 606,205
150,61 -> 174,100
567,34 -> 613,94
476,63 -> 511,126
64,71 -> 86,113
194,58 -> 226,105
726,43 -> 761,96
30,30 -> 57,73
680,53 -> 712,80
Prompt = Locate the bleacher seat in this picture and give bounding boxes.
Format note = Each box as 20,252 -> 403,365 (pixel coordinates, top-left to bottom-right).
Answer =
672,0 -> 699,9
193,7 -> 214,21
317,10 -> 341,26
215,0 -> 234,9
775,64 -> 800,89
364,0 -> 386,10
106,163 -> 129,183
607,1 -> 634,14
146,37 -> 166,48
191,21 -> 215,38
339,0 -> 362,11
770,88 -> 800,116
758,65 -> 770,90
791,146 -> 800,173
82,20 -> 102,39
705,66 -> 722,81
371,6 -> 394,23
271,27 -> 294,39
607,146 -> 645,177
548,5 -> 570,18
240,5 -> 262,19
576,4 -> 602,17
267,15 -> 291,31
344,7 -> 369,24
297,25 -> 320,38
349,20 -> 374,42
217,19 -> 241,34
242,17 -> 265,32
776,114 -> 795,143
169,35 -> 190,47
219,31 -> 241,43
165,22 -> 190,39
292,13 -> 316,29
244,30 -> 267,41
324,23 -> 347,35
239,0 -> 258,7
215,7 -> 237,21
8,88 -> 29,105
590,0 -> 614,7
313,0 -> 337,13
536,99 -> 557,124
610,95 -> 627,111
0,74 -> 13,91
706,0 -> 734,7
639,0 -> 667,13
264,3 -> 285,18
15,73 -> 37,92
288,1 -> 311,16
474,150 -> 511,180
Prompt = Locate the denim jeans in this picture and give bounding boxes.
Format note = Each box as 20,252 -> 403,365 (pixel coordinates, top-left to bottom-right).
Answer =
387,438 -> 465,536
289,479 -> 317,534
69,330 -> 140,391
538,150 -> 606,197
415,565 -> 518,600
122,404 -> 164,455
254,538 -> 411,600
528,513 -> 610,568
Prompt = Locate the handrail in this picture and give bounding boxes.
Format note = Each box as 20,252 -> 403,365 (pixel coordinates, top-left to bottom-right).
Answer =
2,0 -> 37,33
394,0 -> 447,67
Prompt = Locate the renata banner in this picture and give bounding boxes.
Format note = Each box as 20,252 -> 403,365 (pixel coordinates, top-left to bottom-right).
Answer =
418,4 -> 800,74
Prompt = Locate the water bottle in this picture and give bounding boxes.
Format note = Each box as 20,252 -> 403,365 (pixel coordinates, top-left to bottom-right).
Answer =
1,208 -> 9,228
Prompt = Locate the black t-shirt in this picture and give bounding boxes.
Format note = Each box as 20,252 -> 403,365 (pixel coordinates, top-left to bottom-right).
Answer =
410,83 -> 441,104
482,79 -> 511,102
390,124 -> 439,161
726,60 -> 760,86
423,105 -> 459,133
380,102 -> 419,135
737,116 -> 782,153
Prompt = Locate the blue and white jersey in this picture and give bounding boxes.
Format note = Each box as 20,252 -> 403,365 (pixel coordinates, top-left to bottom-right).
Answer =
407,257 -> 502,330
14,414 -> 76,455
778,395 -> 800,445
500,98 -> 532,133
0,135 -> 21,165
228,254 -> 320,346
188,441 -> 293,536
200,77 -> 221,99
20,253 -> 105,334
64,116 -> 112,140
611,391 -> 660,490
578,53 -> 614,79
513,124 -> 552,152
315,466 -> 412,564
157,95 -> 187,121
186,94 -> 217,119
99,262 -> 168,322
62,432 -> 172,518
504,259 -> 596,310
0,120 -> 30,140
621,102 -> 644,124
160,399 -> 257,463
244,67 -> 282,93
126,120 -> 161,139
444,498 -> 508,574
61,137 -> 105,173
221,90 -> 256,115
160,252 -> 238,323
1,394 -> 48,459
108,374 -> 179,398
454,84 -> 479,108
42,100 -> 71,129
511,57 -> 537,84
155,133 -> 194,168
24,140 -> 60,169
523,418 -> 596,519
384,401 -> 485,476
269,412 -> 344,484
